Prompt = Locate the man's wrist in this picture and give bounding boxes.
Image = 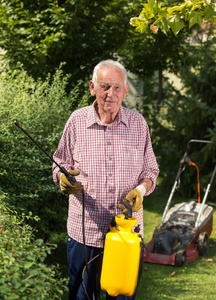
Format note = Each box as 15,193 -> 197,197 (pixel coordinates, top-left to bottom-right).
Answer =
136,185 -> 146,198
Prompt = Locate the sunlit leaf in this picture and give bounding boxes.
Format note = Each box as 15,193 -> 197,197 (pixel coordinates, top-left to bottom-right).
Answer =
189,11 -> 202,28
204,6 -> 216,21
168,18 -> 185,35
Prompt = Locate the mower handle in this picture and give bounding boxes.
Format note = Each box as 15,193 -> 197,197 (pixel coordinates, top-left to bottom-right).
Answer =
186,139 -> 216,185
161,139 -> 216,226
186,139 -> 216,153
177,139 -> 216,182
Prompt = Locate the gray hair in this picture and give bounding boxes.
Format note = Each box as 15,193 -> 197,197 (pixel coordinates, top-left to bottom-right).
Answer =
92,59 -> 128,87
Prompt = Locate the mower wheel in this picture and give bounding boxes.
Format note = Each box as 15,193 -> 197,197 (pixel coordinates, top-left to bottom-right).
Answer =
175,250 -> 187,267
198,232 -> 209,256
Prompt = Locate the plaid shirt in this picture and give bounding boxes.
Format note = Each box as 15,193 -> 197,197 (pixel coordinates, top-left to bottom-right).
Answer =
53,101 -> 159,248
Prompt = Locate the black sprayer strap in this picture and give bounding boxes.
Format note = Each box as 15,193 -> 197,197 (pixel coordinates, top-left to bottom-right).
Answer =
131,238 -> 146,300
137,248 -> 145,286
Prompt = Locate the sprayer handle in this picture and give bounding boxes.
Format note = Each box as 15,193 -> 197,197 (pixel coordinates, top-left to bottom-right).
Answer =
59,166 -> 76,183
121,202 -> 132,219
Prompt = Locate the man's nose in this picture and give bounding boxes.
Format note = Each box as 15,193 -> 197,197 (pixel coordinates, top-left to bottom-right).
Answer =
107,86 -> 114,97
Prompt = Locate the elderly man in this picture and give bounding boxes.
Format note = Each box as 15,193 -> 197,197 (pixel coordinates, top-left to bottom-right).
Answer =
52,59 -> 159,300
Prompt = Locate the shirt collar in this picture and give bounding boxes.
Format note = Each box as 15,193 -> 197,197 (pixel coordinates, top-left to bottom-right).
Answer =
86,100 -> 129,128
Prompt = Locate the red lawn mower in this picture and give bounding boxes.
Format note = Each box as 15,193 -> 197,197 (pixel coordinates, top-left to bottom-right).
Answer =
144,139 -> 215,267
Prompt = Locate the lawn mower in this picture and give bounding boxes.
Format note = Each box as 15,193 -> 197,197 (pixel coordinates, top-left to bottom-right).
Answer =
144,139 -> 216,267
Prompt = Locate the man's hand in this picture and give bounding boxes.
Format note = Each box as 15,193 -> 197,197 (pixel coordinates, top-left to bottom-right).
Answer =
117,185 -> 146,215
60,170 -> 83,194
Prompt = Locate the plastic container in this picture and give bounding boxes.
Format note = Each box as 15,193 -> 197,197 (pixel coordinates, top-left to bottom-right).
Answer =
100,215 -> 141,296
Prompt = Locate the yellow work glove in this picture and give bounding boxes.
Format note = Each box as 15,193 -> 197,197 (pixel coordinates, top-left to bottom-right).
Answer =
60,170 -> 83,194
118,185 -> 146,215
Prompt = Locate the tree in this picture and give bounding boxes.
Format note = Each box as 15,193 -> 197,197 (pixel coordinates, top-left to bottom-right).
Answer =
130,0 -> 216,35
120,0 -> 216,196
0,0 -> 137,85
120,0 -> 216,110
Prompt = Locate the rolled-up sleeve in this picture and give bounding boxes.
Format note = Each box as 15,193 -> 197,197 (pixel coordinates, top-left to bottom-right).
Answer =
138,120 -> 159,195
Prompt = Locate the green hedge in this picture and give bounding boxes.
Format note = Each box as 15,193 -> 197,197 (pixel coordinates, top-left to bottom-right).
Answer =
0,66 -> 92,298
0,66 -> 90,238
0,192 -> 67,299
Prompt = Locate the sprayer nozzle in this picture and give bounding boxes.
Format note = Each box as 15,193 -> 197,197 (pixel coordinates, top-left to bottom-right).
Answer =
14,120 -> 20,127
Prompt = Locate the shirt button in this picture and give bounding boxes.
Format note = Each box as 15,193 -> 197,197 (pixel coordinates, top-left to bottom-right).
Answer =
109,173 -> 112,177
109,189 -> 113,193
108,142 -> 111,145
109,157 -> 112,161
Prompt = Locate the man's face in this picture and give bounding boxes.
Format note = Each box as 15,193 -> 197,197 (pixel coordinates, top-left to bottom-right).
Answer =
89,66 -> 129,115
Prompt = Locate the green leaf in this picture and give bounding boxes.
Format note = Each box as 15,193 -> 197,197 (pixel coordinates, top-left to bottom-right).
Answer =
168,17 -> 185,35
7,294 -> 19,300
167,5 -> 184,14
155,19 -> 169,35
138,22 -> 149,34
130,17 -> 142,27
204,6 -> 216,21
24,262 -> 34,269
189,11 -> 203,28
130,16 -> 149,33
149,0 -> 158,15
142,3 -> 155,19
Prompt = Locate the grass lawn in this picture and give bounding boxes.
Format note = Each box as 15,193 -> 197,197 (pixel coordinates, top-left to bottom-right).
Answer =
50,192 -> 216,299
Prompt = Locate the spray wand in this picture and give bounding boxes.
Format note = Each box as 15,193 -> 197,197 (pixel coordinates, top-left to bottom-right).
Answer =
14,120 -> 76,184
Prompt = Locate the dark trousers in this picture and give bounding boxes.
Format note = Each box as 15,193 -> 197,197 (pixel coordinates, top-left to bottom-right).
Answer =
67,237 -> 138,300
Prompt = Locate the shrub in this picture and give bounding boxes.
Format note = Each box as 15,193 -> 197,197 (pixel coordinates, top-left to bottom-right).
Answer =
0,66 -> 91,238
0,192 -> 67,299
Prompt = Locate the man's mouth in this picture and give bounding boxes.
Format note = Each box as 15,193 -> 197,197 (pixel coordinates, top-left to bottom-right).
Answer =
104,97 -> 114,103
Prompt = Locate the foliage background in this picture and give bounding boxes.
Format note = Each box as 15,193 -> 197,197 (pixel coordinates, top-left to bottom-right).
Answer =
0,193 -> 67,299
0,0 -> 137,86
0,66 -> 91,237
0,0 -> 216,298
0,67 -> 90,297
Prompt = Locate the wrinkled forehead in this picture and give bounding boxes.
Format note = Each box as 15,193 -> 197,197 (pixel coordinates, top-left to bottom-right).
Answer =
97,66 -> 126,86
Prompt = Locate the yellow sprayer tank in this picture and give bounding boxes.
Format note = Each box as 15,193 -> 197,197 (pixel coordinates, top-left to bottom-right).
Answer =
100,215 -> 141,297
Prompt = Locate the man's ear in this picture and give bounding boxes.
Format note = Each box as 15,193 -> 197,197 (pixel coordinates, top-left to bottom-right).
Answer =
89,80 -> 95,96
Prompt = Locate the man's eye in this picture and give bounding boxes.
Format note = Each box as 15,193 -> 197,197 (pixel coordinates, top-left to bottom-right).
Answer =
114,86 -> 121,92
101,85 -> 110,91
100,85 -> 121,92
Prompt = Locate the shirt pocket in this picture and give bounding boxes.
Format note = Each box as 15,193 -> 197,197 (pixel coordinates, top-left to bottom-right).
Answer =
116,143 -> 144,185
